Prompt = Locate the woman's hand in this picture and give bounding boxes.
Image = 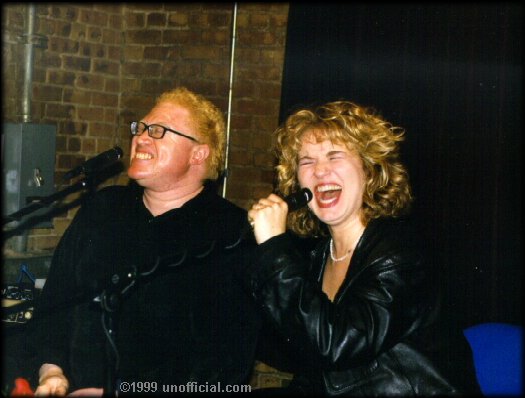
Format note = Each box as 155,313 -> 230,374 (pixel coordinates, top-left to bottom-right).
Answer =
34,364 -> 69,396
248,193 -> 289,244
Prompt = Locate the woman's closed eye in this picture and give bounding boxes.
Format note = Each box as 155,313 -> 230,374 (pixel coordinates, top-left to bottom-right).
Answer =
327,150 -> 347,161
298,157 -> 314,166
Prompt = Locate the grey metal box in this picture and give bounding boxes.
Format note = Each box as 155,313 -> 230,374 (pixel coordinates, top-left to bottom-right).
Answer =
2,123 -> 56,228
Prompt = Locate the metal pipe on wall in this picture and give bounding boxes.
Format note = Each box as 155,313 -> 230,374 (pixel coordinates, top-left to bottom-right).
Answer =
20,3 -> 36,123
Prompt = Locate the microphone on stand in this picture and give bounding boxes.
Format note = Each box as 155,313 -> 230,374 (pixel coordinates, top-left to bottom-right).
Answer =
63,146 -> 123,180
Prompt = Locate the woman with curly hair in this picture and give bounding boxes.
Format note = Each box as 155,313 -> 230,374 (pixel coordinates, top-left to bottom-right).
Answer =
247,100 -> 480,396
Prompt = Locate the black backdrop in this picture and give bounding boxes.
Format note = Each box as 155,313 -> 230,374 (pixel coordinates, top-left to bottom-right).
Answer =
280,4 -> 522,327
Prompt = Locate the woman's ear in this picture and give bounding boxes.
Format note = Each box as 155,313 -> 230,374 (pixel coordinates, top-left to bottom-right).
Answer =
190,144 -> 210,165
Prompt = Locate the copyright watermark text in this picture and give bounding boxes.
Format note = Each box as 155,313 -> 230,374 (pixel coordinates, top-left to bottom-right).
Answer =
118,381 -> 252,394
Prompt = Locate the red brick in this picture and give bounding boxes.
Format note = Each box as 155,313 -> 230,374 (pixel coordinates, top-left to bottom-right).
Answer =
79,9 -> 109,26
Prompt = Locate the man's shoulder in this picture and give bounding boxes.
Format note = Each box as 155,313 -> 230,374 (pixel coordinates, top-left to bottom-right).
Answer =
199,183 -> 247,217
205,194 -> 248,234
214,195 -> 247,215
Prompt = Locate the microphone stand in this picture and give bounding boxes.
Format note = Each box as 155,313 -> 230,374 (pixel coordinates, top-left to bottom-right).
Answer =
92,252 -> 201,396
3,158 -> 124,232
3,176 -> 97,237
94,266 -> 139,397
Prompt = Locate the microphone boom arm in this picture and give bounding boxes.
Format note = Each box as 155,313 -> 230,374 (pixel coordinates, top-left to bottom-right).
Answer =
3,178 -> 92,227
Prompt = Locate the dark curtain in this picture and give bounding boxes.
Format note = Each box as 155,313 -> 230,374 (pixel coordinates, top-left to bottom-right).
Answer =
280,4 -> 522,327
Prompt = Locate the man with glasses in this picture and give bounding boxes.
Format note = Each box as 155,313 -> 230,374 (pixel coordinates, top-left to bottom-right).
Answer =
13,87 -> 260,396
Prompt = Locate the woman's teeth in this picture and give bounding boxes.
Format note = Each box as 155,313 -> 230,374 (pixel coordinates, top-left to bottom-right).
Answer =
316,184 -> 341,193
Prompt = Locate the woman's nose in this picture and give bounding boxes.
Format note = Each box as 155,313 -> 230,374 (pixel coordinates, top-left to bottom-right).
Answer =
314,160 -> 330,177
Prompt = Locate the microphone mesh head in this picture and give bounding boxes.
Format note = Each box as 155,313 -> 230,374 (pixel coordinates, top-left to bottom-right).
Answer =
303,188 -> 313,202
287,188 -> 313,211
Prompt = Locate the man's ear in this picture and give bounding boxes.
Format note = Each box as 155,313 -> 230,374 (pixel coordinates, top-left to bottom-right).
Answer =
190,144 -> 210,165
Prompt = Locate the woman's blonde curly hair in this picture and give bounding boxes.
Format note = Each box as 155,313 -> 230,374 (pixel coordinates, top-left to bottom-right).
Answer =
274,100 -> 413,237
156,87 -> 226,181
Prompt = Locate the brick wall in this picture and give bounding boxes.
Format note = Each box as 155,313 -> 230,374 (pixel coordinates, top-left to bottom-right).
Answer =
2,2 -> 292,389
2,3 -> 287,251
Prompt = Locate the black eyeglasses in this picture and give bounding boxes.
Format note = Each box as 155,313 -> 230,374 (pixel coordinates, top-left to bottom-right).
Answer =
130,121 -> 199,142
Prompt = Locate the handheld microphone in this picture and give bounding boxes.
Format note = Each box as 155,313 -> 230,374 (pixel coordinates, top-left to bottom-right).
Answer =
224,188 -> 313,250
63,146 -> 124,180
284,187 -> 313,211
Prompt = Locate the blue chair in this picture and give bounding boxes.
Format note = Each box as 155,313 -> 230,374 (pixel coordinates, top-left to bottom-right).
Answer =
463,322 -> 523,396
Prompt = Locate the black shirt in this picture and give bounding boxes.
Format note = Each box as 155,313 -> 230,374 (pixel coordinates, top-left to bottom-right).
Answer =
18,182 -> 260,391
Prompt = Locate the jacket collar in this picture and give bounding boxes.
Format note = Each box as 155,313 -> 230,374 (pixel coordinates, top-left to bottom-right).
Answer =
311,218 -> 384,303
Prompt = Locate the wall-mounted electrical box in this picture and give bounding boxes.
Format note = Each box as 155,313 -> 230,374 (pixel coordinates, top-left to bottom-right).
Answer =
2,123 -> 56,229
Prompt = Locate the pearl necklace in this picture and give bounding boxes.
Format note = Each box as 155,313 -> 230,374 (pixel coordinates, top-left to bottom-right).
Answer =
329,238 -> 352,262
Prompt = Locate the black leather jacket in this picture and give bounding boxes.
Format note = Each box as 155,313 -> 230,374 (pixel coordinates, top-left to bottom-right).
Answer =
250,217 -> 481,396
